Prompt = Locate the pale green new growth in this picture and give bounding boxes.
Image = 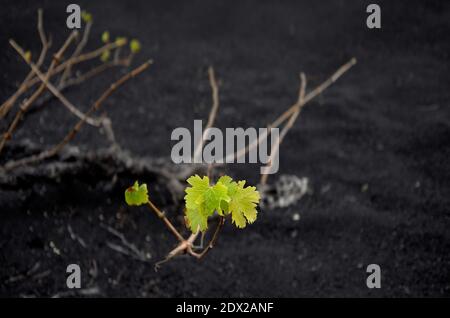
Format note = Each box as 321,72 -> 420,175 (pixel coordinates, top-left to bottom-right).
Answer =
100,49 -> 110,62
115,36 -> 127,46
101,31 -> 110,43
81,11 -> 92,23
184,175 -> 260,232
125,181 -> 149,206
130,39 -> 141,53
24,51 -> 31,63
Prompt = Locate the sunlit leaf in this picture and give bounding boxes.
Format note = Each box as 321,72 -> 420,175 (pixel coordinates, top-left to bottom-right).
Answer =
184,175 -> 259,232
125,181 -> 149,206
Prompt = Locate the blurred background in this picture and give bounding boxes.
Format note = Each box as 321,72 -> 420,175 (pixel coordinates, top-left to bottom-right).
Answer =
0,0 -> 449,297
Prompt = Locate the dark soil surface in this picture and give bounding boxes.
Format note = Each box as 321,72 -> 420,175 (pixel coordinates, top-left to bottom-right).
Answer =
0,0 -> 449,297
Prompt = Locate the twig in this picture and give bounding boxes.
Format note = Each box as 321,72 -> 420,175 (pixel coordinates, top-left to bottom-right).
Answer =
0,33 -> 77,155
2,60 -> 152,171
230,58 -> 356,163
63,58 -> 131,87
0,9 -> 50,118
153,212 -> 224,267
62,41 -> 122,67
1,40 -> 125,111
28,58 -> 132,113
146,200 -> 185,242
188,216 -> 224,259
154,231 -> 200,270
58,21 -> 93,87
271,58 -> 356,128
9,39 -> 101,126
67,224 -> 87,248
260,72 -> 306,185
194,66 -> 220,161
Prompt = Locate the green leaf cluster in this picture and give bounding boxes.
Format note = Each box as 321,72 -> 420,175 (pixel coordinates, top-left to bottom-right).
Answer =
184,175 -> 260,232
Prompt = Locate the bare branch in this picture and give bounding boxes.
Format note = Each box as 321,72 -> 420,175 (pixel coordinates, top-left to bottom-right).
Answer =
0,33 -> 76,155
188,216 -> 224,259
2,60 -> 152,171
146,200 -> 185,242
9,39 -> 100,126
0,9 -> 50,118
260,72 -> 307,185
194,66 -> 220,161
271,58 -> 356,128
2,40 -> 126,110
63,58 -> 131,87
58,20 -> 93,87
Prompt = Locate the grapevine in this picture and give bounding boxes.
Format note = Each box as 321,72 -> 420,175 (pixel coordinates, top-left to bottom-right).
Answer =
124,175 -> 260,266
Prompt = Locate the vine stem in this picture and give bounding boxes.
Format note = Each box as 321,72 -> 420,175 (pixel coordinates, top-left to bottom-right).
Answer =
188,216 -> 225,259
228,57 -> 357,163
0,33 -> 77,156
0,9 -> 50,118
0,34 -> 125,116
2,60 -> 152,171
146,200 -> 185,243
9,39 -> 100,126
58,20 -> 93,87
260,72 -> 307,185
193,66 -> 220,162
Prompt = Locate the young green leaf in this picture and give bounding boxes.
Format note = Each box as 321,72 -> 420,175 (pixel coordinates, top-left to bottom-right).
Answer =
185,207 -> 208,233
101,31 -> 110,43
24,51 -> 32,63
130,39 -> 141,53
125,181 -> 149,206
184,175 -> 231,232
81,11 -> 92,23
184,175 -> 210,232
225,181 -> 260,229
100,49 -> 110,62
204,182 -> 230,216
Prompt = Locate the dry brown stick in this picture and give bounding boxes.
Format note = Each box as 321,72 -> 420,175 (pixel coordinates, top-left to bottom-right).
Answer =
3,41 -> 124,105
260,72 -> 307,185
0,9 -> 50,118
9,39 -> 101,126
0,33 -> 77,155
63,41 -> 122,67
279,73 -> 307,141
271,58 -> 356,128
46,42 -> 121,81
31,58 -> 133,111
194,66 -> 220,161
154,231 -> 201,270
146,200 -> 185,243
63,58 -> 131,87
58,21 -> 93,87
2,60 -> 152,171
229,58 -> 356,163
